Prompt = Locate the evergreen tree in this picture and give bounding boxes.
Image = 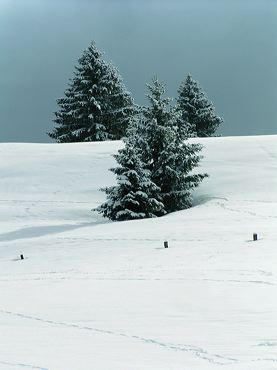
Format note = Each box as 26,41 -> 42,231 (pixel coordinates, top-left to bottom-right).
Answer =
141,78 -> 207,212
97,135 -> 165,221
177,74 -> 223,137
48,42 -> 134,142
97,77 -> 207,221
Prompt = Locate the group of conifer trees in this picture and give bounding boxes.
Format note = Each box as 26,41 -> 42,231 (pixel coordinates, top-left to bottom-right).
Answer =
48,41 -> 223,221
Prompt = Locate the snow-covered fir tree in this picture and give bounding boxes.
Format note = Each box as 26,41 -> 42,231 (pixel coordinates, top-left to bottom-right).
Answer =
98,77 -> 207,221
140,78 -> 207,213
177,74 -> 223,137
97,135 -> 165,221
48,42 -> 134,142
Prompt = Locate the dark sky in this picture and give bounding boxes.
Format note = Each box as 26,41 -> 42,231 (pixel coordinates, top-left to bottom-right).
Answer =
0,0 -> 276,142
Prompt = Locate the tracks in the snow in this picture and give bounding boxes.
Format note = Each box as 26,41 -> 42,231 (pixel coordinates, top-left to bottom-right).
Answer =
0,309 -> 238,366
0,360 -> 48,370
212,198 -> 277,219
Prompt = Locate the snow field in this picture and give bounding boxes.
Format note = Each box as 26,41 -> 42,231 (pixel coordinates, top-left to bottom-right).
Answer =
0,135 -> 277,370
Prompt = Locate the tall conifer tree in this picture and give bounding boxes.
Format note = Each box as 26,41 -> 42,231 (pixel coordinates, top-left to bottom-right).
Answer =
142,78 -> 207,212
177,74 -> 223,137
98,78 -> 207,221
48,42 -> 134,142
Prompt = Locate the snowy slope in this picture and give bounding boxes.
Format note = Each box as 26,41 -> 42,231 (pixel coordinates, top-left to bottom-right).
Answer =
0,135 -> 277,370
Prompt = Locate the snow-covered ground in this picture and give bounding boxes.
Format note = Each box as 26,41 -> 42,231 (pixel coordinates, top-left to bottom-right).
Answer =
0,135 -> 277,370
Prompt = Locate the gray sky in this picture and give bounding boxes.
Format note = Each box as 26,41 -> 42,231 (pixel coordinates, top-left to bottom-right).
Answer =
0,0 -> 276,142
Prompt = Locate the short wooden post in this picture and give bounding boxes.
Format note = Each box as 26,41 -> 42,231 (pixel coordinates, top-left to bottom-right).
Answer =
20,254 -> 24,260
164,241 -> 168,248
253,233 -> 257,241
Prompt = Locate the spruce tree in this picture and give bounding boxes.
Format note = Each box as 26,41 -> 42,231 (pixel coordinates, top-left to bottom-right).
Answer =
177,74 -> 223,137
48,42 -> 134,142
141,78 -> 207,212
98,78 -> 207,221
97,134 -> 165,221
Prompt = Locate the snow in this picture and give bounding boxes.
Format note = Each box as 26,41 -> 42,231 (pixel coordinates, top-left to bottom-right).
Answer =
0,135 -> 277,370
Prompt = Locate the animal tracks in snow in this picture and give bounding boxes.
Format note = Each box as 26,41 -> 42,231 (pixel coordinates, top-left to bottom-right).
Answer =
211,198 -> 277,219
0,360 -> 48,370
0,309 -> 238,366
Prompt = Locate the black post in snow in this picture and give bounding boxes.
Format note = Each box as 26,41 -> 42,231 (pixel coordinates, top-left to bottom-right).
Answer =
253,233 -> 258,241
